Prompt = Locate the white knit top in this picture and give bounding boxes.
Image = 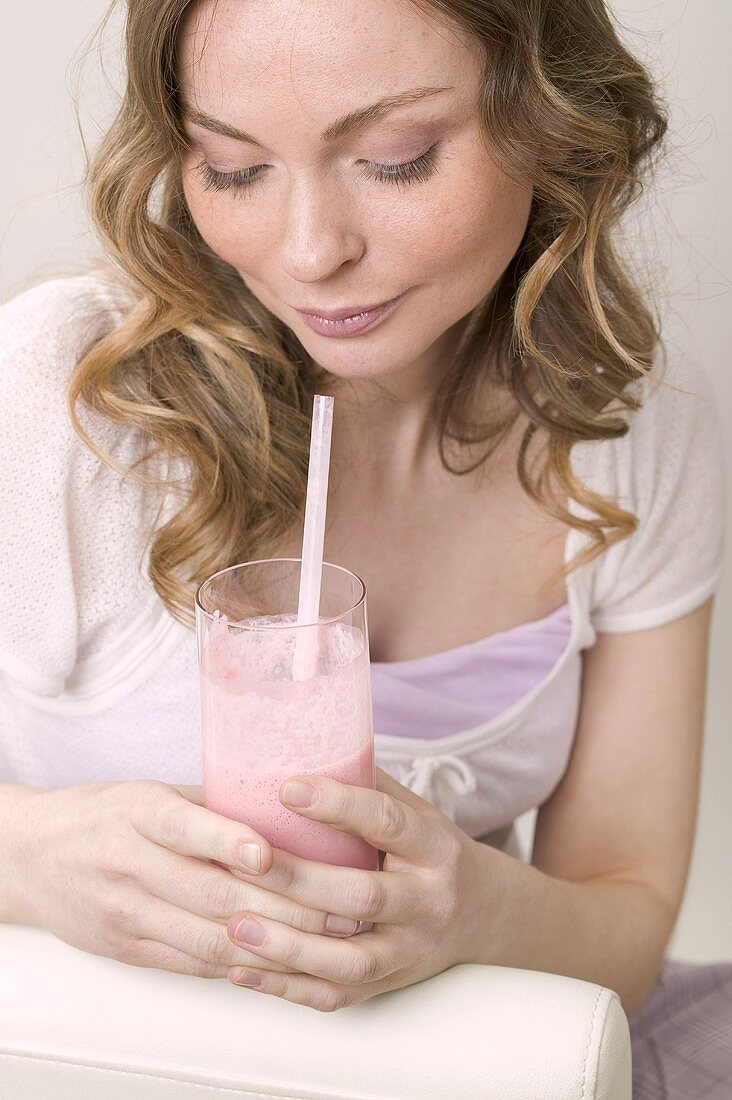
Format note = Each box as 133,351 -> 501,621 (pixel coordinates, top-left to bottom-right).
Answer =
0,274 -> 726,849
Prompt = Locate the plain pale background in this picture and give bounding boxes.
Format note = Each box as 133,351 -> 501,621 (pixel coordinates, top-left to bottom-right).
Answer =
1,0 -> 729,960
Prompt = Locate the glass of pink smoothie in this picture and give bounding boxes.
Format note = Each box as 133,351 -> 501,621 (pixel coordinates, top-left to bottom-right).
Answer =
195,558 -> 379,871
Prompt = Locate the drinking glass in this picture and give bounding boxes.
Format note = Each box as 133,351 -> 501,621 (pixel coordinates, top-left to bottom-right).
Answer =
195,558 -> 378,870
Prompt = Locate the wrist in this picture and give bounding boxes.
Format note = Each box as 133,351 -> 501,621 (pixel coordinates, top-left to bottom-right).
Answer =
0,784 -> 45,925
459,835 -> 518,968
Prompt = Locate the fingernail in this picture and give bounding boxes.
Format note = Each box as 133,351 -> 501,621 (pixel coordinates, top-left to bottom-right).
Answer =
233,917 -> 266,946
233,970 -> 262,987
239,843 -> 262,873
325,913 -> 359,935
281,781 -> 318,807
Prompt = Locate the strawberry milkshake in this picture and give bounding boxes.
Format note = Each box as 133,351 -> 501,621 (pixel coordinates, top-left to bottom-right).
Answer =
199,608 -> 378,870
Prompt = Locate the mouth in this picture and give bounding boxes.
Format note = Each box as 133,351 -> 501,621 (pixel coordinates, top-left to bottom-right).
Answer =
295,292 -> 407,339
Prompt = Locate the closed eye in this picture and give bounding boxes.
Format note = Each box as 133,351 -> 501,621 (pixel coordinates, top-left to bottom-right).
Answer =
194,143 -> 440,194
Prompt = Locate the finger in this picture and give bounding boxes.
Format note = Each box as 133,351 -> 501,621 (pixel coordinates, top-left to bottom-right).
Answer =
373,766 -> 434,812
229,966 -> 383,1013
134,841 -> 361,937
278,774 -> 448,864
137,897 -> 300,975
229,845 -> 422,924
227,911 -> 400,986
135,939 -> 229,980
131,782 -> 274,876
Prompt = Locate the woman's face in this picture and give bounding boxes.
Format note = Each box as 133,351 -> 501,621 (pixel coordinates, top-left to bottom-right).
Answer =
177,0 -> 532,384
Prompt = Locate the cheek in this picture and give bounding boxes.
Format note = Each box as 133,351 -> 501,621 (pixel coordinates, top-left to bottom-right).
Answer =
181,170 -> 268,268
405,170 -> 532,282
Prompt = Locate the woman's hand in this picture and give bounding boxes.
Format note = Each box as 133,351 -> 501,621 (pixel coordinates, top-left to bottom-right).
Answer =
225,766 -> 492,1012
18,780 -> 365,979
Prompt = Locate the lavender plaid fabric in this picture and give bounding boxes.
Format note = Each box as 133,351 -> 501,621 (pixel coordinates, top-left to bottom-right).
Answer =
627,957 -> 732,1099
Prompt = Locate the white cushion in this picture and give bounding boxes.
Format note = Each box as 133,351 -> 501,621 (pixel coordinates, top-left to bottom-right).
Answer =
0,924 -> 631,1099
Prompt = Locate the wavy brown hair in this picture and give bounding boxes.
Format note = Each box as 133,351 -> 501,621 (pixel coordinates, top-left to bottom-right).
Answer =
67,0 -> 668,628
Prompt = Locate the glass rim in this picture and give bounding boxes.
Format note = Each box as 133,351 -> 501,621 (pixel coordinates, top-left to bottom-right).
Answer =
194,557 -> 366,630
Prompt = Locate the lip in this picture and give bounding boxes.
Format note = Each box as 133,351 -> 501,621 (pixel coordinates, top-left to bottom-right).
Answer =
297,295 -> 401,321
295,292 -> 406,338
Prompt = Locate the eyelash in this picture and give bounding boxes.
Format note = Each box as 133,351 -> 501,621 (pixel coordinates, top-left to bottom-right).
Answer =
195,143 -> 440,194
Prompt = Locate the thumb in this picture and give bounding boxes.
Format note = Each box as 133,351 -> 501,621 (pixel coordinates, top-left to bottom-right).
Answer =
171,784 -> 205,806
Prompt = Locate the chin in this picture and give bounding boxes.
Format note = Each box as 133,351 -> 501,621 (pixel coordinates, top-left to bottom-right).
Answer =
311,358 -> 404,383
304,341 -> 424,381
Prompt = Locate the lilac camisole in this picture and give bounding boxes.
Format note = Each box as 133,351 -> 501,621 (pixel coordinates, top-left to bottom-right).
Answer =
369,602 -> 573,739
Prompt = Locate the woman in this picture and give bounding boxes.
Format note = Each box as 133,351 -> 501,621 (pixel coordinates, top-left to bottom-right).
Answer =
0,0 -> 729,1094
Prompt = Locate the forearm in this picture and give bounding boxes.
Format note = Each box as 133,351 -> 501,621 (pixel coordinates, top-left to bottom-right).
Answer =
467,841 -> 674,1015
0,783 -> 44,924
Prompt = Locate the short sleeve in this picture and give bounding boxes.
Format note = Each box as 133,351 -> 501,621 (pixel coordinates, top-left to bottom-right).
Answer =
0,274 -> 165,700
589,355 -> 726,632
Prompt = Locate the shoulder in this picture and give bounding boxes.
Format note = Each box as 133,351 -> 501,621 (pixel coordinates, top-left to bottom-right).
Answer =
0,269 -> 144,473
581,351 -> 726,632
0,271 -> 161,698
619,353 -> 723,525
625,353 -> 719,459
576,353 -> 722,498
1,267 -> 138,322
0,270 -> 138,405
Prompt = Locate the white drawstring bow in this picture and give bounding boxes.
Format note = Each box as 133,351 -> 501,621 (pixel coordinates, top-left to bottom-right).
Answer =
401,753 -> 478,822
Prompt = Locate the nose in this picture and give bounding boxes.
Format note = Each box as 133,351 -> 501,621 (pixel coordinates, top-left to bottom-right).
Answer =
278,174 -> 365,284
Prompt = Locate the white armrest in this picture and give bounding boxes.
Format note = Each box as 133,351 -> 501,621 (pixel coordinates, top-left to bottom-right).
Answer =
0,924 -> 630,1099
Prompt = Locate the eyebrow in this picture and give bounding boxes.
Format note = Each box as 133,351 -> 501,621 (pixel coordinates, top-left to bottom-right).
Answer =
181,85 -> 454,146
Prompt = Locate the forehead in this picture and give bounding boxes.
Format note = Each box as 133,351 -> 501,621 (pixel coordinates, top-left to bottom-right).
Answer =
176,0 -> 481,121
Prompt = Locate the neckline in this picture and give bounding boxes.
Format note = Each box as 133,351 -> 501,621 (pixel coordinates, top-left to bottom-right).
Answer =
370,600 -> 571,670
374,514 -> 591,755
